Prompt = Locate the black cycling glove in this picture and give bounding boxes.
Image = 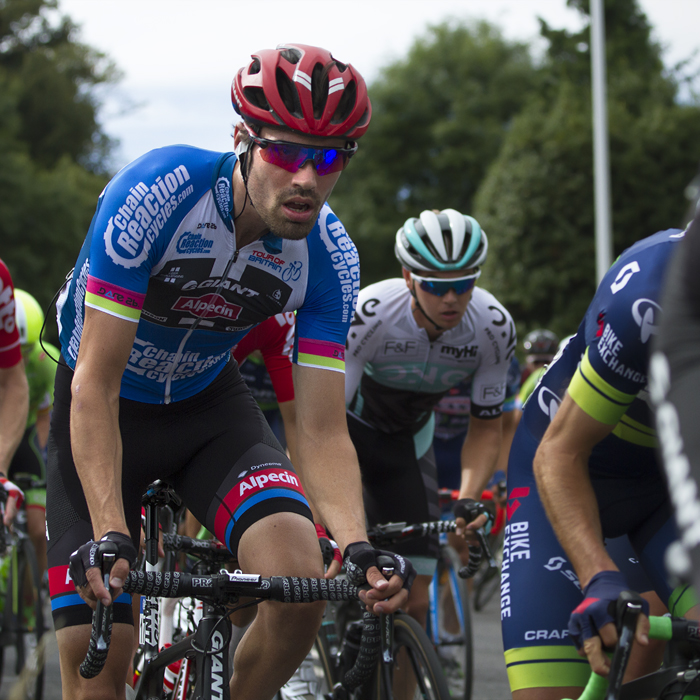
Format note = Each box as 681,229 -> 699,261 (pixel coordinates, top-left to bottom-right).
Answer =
453,498 -> 495,533
343,541 -> 417,591
69,532 -> 137,588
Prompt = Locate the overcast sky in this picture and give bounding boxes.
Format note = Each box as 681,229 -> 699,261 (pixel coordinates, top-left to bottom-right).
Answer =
58,0 -> 699,169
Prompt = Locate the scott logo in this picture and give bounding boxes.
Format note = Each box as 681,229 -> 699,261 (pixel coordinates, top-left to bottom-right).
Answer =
538,387 -> 562,421
632,298 -> 661,344
544,556 -> 567,571
172,293 -> 242,320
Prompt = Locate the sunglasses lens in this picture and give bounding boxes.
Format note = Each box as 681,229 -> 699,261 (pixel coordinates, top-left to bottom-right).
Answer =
417,277 -> 477,296
258,142 -> 308,172
257,140 -> 349,175
315,149 -> 347,176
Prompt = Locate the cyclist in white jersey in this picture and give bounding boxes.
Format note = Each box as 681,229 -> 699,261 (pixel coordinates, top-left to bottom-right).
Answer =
345,209 -> 516,625
46,44 -> 414,700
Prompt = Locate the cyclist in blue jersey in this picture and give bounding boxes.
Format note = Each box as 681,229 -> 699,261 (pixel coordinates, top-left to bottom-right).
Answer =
345,208 -> 516,627
502,227 -> 698,700
45,44 -> 414,700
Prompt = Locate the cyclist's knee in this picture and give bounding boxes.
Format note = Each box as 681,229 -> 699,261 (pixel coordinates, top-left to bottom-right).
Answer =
257,598 -> 325,643
237,511 -> 322,577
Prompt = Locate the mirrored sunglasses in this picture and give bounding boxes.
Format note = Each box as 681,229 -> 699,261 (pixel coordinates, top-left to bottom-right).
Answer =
248,132 -> 358,176
411,270 -> 481,296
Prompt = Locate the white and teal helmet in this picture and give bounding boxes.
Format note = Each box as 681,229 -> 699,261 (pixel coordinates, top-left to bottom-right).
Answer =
394,209 -> 488,273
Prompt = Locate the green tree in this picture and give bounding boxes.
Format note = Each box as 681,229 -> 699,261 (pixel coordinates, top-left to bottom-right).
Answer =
475,0 -> 700,339
0,0 -> 120,336
330,20 -> 539,286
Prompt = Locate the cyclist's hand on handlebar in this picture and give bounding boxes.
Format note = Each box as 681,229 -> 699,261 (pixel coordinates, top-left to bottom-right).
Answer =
69,532 -> 137,608
568,571 -> 650,676
343,542 -> 416,614
452,498 -> 494,538
0,476 -> 24,526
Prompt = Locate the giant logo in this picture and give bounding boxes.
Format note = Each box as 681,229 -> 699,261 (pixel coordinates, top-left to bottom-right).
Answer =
632,298 -> 661,344
172,293 -> 242,320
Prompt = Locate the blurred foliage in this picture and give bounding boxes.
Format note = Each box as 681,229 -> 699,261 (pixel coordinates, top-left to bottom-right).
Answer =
330,20 -> 539,287
332,0 -> 700,343
0,0 -> 120,341
476,0 -> 700,340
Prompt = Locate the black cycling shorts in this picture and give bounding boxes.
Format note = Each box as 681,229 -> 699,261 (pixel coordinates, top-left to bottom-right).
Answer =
46,357 -> 312,630
348,413 -> 441,567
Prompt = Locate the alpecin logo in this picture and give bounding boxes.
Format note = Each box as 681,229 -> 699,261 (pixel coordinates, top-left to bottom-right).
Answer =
172,293 -> 242,320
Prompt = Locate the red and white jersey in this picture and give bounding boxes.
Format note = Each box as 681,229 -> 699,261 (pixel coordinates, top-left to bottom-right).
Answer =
0,259 -> 21,369
233,313 -> 295,403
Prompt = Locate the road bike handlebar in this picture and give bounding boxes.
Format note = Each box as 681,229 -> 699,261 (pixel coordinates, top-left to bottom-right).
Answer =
564,601 -> 700,700
161,532 -> 232,560
79,542 -> 367,682
366,519 -> 497,578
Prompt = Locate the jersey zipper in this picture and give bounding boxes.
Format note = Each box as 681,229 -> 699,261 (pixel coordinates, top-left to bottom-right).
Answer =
162,248 -> 239,404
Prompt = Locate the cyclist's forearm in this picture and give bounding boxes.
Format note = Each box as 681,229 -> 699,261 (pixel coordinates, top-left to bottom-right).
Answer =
534,441 -> 616,587
0,362 -> 29,474
458,417 -> 502,499
70,376 -> 127,540
297,434 -> 367,552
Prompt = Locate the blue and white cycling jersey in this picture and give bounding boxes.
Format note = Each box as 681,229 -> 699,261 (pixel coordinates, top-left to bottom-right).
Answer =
56,145 -> 359,404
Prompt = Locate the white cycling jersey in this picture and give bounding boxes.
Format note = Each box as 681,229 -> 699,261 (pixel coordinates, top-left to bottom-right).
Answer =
345,278 -> 516,433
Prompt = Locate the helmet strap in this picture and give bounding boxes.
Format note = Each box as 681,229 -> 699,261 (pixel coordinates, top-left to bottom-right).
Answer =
409,282 -> 444,334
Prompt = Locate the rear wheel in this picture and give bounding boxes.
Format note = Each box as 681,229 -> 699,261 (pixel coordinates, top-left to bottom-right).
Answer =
377,613 -> 450,700
428,546 -> 473,700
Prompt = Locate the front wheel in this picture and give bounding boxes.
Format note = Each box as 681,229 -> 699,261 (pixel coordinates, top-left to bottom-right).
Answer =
377,613 -> 450,700
428,546 -> 473,700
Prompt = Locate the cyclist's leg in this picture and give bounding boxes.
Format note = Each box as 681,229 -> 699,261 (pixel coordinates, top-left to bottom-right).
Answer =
169,369 -> 324,700
232,512 -> 325,700
502,426 -> 589,700
628,506 -> 700,621
8,425 -> 48,576
605,534 -> 667,680
350,415 -> 441,628
46,378 -> 152,699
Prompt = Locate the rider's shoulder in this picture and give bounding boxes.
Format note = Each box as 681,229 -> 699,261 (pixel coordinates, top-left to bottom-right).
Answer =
355,278 -> 408,305
110,145 -> 228,188
470,286 -> 512,319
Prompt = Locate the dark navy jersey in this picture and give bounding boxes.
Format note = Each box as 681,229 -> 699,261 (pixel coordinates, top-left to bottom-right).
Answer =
519,228 -> 685,476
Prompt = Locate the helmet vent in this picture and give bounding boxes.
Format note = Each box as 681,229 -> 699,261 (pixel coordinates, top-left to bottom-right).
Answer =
249,58 -> 261,75
332,79 -> 356,124
243,86 -> 270,111
312,63 -> 330,119
279,48 -> 302,65
276,67 -> 303,118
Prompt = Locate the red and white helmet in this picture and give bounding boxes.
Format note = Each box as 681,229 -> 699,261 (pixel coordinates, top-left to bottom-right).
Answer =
232,43 -> 371,139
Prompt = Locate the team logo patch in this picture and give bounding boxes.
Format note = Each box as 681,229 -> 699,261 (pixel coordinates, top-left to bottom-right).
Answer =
172,293 -> 242,320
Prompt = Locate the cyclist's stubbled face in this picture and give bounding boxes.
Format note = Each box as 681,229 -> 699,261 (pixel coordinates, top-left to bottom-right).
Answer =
242,126 -> 345,240
402,268 -> 474,332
